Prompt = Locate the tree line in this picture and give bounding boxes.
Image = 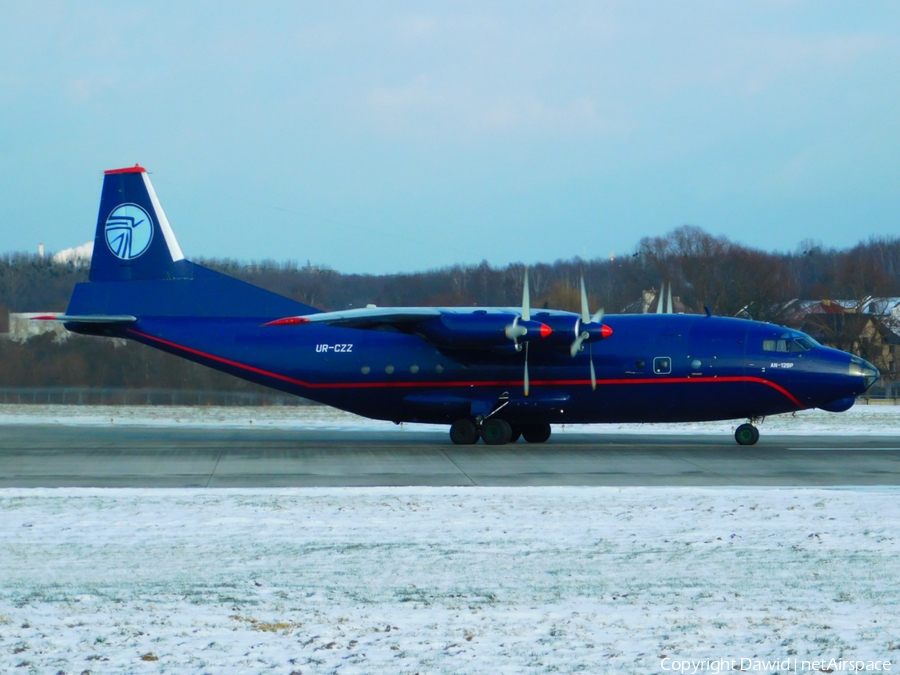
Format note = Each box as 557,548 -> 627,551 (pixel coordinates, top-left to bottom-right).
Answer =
2,225 -> 900,391
4,226 -> 900,320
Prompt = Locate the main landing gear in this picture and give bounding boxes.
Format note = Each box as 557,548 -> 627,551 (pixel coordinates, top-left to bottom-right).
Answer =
734,422 -> 760,446
449,419 -> 551,446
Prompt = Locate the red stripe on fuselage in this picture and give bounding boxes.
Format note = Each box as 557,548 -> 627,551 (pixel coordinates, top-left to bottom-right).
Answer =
126,328 -> 805,407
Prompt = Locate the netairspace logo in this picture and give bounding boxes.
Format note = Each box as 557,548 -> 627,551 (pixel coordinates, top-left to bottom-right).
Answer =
105,203 -> 153,260
660,657 -> 892,673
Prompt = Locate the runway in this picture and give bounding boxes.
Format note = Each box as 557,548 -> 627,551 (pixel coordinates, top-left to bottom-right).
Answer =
2,424 -> 900,486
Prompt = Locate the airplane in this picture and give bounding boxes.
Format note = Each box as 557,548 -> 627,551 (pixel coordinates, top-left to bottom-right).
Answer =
38,165 -> 880,446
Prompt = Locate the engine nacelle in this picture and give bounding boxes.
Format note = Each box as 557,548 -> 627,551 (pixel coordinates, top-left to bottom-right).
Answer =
416,312 -> 551,350
534,315 -> 613,350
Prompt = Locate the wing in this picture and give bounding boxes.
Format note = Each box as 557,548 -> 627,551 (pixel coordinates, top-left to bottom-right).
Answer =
262,307 -> 442,329
261,306 -> 563,353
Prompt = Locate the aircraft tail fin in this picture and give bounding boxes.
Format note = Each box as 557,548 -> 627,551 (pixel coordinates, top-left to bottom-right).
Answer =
89,165 -> 186,282
67,165 -> 317,320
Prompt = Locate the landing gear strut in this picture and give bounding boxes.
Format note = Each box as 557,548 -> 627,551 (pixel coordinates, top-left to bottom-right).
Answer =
734,423 -> 760,446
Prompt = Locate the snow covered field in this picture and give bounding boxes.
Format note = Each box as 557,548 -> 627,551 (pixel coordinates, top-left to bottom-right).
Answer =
1,401 -> 900,436
1,488 -> 899,673
1,406 -> 898,672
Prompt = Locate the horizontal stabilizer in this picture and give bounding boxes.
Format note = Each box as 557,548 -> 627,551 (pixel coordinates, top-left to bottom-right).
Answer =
31,314 -> 137,324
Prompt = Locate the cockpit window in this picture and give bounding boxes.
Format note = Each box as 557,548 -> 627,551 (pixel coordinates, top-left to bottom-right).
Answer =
793,337 -> 814,351
800,334 -> 820,347
762,332 -> 816,353
763,338 -> 790,353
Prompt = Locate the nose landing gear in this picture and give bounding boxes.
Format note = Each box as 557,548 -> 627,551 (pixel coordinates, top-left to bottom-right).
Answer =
734,422 -> 760,446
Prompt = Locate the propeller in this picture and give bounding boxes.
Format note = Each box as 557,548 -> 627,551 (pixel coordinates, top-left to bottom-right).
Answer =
505,270 -> 530,348
523,342 -> 530,397
501,268 -> 533,395
569,277 -> 604,356
569,277 -> 605,390
522,269 -> 530,396
504,268 -> 553,397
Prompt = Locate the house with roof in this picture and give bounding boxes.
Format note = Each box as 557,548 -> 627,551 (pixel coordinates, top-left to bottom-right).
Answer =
782,298 -> 900,394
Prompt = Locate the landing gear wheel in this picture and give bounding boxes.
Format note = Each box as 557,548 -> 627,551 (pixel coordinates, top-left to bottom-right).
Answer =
508,426 -> 522,443
521,422 -> 552,444
450,419 -> 479,445
482,419 -> 512,445
734,423 -> 760,446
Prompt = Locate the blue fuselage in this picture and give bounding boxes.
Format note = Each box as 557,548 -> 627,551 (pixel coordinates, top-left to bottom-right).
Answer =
110,311 -> 871,426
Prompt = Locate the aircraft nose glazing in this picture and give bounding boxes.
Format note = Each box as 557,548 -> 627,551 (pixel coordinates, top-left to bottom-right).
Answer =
849,357 -> 880,391
863,360 -> 880,390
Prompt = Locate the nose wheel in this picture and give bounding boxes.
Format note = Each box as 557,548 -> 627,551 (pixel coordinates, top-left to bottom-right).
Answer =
734,423 -> 760,446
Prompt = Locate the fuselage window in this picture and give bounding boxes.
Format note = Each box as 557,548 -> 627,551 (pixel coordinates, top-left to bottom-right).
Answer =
653,357 -> 672,374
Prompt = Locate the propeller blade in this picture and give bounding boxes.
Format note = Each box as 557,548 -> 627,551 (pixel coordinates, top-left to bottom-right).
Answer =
589,343 -> 597,390
505,316 -> 527,342
591,308 -> 604,324
666,282 -> 673,314
522,268 -> 530,322
580,276 -> 590,324
570,330 -> 588,357
523,342 -> 530,396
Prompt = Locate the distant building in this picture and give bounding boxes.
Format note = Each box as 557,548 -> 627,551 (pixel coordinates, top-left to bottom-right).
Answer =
52,241 -> 93,266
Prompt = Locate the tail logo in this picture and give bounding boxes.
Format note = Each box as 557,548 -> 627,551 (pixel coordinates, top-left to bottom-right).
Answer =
104,204 -> 154,260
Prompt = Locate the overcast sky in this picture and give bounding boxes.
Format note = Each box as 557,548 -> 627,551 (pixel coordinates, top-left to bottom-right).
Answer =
1,2 -> 898,274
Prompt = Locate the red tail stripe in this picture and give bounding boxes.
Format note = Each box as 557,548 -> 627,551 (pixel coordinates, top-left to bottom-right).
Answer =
104,165 -> 146,175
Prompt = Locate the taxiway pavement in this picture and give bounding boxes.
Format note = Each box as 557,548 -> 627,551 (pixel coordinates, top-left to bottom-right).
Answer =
2,425 -> 899,487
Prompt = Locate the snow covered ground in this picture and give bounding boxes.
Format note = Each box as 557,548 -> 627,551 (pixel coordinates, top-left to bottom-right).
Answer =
1,488 -> 899,673
1,406 -> 898,671
1,401 -> 900,436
